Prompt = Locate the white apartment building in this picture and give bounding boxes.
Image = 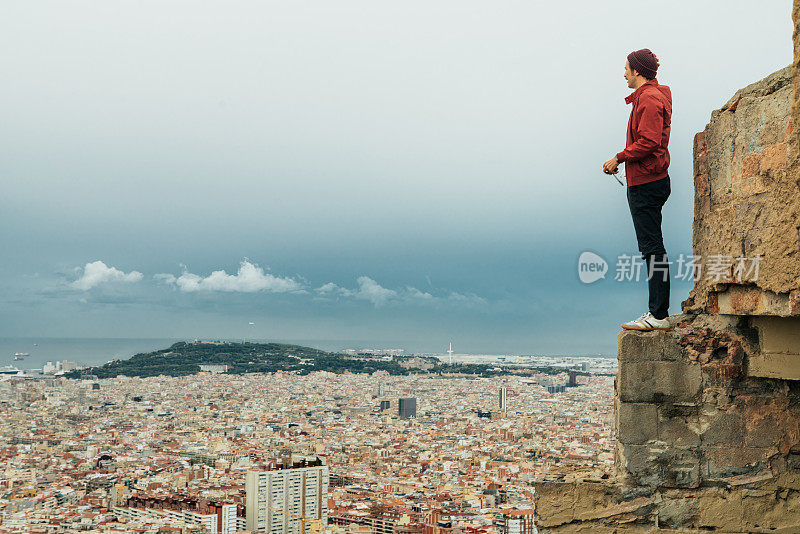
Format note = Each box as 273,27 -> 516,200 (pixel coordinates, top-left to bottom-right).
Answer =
114,503 -> 237,534
246,464 -> 329,534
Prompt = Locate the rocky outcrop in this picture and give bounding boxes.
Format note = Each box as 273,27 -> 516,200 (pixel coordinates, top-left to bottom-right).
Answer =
534,4 -> 800,531
685,67 -> 799,316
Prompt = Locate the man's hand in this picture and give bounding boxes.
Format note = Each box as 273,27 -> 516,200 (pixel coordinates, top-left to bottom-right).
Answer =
602,156 -> 619,174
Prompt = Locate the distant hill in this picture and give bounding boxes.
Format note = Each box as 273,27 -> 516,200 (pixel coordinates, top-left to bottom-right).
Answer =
63,341 -> 422,378
62,340 -> 592,379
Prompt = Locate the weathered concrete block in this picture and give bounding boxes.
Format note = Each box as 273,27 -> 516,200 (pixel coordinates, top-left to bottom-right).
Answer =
655,496 -> 699,530
715,286 -> 800,317
531,481 -> 609,528
617,330 -> 666,363
741,490 -> 800,532
751,316 -> 800,352
697,488 -> 743,531
749,351 -> 800,380
616,320 -> 800,487
618,361 -> 701,404
702,446 -> 772,479
618,441 -> 700,488
699,410 -> 745,446
616,400 -> 658,445
660,333 -> 685,362
657,411 -> 701,448
742,396 -> 800,451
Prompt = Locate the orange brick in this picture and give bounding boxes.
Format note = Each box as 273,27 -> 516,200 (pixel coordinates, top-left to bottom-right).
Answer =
761,142 -> 788,172
741,152 -> 761,177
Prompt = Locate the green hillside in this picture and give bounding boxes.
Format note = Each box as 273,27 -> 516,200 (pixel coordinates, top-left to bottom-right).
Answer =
64,341 -> 422,378
63,340 -> 592,379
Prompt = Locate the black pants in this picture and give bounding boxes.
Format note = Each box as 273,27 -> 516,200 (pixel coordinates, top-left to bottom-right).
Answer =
627,176 -> 670,320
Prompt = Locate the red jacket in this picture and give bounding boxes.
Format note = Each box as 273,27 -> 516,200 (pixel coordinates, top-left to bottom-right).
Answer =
616,78 -> 672,186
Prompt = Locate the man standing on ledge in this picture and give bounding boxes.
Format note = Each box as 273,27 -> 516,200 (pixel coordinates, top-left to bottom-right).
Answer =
602,49 -> 672,331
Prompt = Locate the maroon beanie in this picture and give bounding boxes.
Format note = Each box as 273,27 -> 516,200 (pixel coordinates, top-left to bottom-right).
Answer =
627,49 -> 658,80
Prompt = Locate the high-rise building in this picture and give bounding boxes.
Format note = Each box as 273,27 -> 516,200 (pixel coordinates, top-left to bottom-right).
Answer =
398,398 -> 417,419
110,483 -> 125,507
245,461 -> 329,534
380,400 -> 391,411
499,387 -> 507,413
567,370 -> 578,387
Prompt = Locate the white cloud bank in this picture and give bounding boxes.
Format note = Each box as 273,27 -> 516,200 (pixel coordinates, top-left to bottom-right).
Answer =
157,260 -> 302,293
70,259 -> 485,307
72,261 -> 143,290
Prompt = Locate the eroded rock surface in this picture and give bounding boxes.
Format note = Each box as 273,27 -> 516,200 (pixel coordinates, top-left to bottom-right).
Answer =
685,66 -> 799,316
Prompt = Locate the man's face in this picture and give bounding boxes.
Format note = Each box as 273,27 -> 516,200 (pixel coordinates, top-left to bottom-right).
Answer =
624,60 -> 636,89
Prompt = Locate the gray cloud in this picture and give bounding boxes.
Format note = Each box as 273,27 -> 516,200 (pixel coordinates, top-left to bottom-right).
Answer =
315,277 -> 486,307
314,277 -> 396,305
354,276 -> 397,306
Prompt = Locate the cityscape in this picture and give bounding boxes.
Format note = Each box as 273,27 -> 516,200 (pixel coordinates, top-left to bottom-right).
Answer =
0,346 -> 615,533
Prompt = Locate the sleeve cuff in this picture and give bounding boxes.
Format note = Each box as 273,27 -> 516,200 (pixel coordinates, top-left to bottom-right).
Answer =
615,152 -> 627,163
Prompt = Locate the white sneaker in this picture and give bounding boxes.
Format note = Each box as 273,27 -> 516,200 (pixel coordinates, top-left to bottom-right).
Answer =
621,312 -> 671,331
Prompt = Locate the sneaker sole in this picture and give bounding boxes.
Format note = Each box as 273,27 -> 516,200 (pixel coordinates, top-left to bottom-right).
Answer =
620,324 -> 671,331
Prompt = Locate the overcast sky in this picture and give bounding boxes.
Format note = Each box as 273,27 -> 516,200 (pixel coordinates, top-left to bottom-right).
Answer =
0,0 -> 794,354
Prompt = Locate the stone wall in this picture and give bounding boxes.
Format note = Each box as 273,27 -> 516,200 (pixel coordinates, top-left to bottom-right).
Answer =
615,314 -> 800,490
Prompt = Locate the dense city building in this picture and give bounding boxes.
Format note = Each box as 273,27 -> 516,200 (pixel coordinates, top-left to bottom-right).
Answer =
0,361 -> 614,532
